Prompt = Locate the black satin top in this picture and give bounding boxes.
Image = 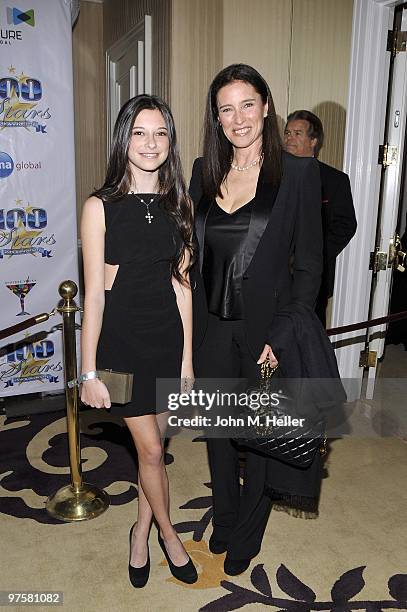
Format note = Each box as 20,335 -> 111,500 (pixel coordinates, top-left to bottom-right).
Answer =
202,199 -> 254,319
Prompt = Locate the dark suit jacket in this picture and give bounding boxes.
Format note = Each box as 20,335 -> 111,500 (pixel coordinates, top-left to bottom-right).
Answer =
189,151 -> 323,363
318,161 -> 357,296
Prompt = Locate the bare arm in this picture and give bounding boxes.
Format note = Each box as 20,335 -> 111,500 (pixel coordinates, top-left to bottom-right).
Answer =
172,245 -> 194,388
80,196 -> 111,408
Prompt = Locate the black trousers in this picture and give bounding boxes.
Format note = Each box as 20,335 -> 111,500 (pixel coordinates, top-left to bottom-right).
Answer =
194,313 -> 273,560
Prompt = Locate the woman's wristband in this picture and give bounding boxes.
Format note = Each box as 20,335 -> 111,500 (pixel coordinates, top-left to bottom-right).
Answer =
67,370 -> 99,388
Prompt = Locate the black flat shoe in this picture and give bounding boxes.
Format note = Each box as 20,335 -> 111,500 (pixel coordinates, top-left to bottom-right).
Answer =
208,534 -> 228,554
158,532 -> 198,584
128,525 -> 150,588
224,555 -> 251,576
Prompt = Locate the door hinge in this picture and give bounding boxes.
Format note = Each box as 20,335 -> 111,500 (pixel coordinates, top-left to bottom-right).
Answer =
378,144 -> 398,167
387,29 -> 407,55
389,234 -> 407,272
359,350 -> 377,368
396,252 -> 406,272
369,249 -> 387,272
388,235 -> 398,268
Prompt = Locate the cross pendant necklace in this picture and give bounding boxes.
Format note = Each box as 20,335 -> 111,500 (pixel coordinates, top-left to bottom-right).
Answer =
129,192 -> 156,224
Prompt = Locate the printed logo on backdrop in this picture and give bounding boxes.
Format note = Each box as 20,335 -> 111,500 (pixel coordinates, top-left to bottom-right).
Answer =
0,200 -> 55,259
0,151 -> 42,177
4,276 -> 36,316
0,335 -> 62,389
0,66 -> 51,133
7,7 -> 35,27
0,151 -> 14,178
0,7 -> 35,46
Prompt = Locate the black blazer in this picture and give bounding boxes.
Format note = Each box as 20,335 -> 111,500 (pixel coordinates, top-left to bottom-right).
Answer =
189,151 -> 323,362
318,161 -> 357,296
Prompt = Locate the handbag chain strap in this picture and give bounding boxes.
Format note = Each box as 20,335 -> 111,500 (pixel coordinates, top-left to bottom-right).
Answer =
260,357 -> 278,381
259,358 -> 278,393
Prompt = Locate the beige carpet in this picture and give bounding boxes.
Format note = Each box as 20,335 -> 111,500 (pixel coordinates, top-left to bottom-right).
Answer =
1,410 -> 407,612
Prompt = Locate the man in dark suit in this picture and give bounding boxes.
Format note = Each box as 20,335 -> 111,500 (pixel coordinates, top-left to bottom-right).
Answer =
283,110 -> 357,326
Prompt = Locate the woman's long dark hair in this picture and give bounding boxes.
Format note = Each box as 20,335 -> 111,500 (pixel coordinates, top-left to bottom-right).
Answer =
92,95 -> 195,285
202,64 -> 283,199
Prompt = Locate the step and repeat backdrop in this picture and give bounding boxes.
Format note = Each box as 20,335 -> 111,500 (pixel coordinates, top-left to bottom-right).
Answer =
0,0 -> 79,397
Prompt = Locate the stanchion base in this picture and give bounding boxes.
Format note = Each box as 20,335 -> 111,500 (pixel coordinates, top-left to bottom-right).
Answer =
46,483 -> 110,522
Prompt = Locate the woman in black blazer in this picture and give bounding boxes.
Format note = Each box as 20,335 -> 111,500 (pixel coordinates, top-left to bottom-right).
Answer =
189,64 -> 324,576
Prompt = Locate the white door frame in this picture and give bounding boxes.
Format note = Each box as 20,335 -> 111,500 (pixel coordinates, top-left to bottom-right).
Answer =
105,15 -> 152,155
331,0 -> 404,399
366,7 -> 407,398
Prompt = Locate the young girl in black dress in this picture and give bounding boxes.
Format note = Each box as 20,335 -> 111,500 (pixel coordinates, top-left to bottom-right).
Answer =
80,95 -> 197,587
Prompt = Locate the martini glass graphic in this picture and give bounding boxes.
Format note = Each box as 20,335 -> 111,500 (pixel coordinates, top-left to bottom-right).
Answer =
6,277 -> 36,316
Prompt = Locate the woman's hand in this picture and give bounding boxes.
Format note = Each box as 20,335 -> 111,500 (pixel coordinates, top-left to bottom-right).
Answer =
181,360 -> 195,394
257,344 -> 278,367
80,378 -> 111,409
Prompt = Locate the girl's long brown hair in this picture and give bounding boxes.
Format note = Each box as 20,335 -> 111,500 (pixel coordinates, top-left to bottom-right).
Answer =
92,95 -> 195,285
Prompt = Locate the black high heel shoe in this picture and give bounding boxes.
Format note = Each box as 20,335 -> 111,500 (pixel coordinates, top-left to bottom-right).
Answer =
158,532 -> 198,584
128,524 -> 150,588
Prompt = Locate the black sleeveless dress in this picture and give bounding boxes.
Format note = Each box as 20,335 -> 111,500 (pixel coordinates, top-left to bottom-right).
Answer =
96,194 -> 184,417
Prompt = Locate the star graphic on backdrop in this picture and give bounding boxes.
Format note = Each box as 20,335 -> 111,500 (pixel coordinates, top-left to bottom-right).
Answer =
8,65 -> 16,74
15,199 -> 23,206
0,99 -> 36,130
9,229 -> 42,257
19,354 -> 50,383
19,72 -> 29,83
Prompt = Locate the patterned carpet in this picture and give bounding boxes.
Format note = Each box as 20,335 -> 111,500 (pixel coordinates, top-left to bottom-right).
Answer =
1,409 -> 406,611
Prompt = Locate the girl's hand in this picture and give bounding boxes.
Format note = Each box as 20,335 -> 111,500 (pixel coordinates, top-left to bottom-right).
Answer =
181,360 -> 194,394
257,344 -> 278,367
80,378 -> 111,409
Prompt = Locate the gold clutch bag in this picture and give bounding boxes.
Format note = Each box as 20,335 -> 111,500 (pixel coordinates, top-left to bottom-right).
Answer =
97,369 -> 133,404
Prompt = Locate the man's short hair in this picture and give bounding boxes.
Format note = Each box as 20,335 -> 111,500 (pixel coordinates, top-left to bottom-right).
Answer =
286,110 -> 324,157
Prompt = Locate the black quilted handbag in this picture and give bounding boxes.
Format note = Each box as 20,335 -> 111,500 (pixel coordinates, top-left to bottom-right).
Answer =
232,359 -> 326,468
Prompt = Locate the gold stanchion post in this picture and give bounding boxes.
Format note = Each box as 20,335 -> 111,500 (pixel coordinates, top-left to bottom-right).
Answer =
46,280 -> 109,521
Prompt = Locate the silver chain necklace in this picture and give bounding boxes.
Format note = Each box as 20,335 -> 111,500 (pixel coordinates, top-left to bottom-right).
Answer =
129,192 -> 156,224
